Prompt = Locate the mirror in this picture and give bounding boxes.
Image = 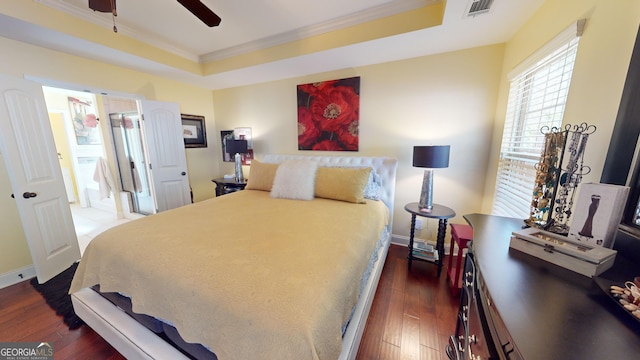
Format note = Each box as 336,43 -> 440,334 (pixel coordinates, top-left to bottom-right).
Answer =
601,24 -> 640,239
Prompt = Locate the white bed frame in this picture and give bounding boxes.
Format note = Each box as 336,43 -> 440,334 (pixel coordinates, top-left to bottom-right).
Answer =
71,155 -> 398,360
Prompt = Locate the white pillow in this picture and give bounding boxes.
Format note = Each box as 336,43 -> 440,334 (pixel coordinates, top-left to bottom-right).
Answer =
270,160 -> 318,200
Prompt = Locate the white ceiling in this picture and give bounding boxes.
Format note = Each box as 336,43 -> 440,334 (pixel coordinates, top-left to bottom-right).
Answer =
1,0 -> 545,90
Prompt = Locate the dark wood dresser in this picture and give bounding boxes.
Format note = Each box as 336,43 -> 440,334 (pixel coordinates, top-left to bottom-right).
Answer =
449,214 -> 640,359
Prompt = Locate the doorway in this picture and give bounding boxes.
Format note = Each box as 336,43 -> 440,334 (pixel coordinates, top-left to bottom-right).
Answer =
42,87 -> 146,253
1,74 -> 192,283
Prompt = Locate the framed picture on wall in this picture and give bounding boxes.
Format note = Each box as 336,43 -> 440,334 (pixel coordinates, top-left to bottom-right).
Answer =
68,96 -> 101,145
181,114 -> 207,148
221,130 -> 234,162
234,127 -> 253,165
296,76 -> 360,151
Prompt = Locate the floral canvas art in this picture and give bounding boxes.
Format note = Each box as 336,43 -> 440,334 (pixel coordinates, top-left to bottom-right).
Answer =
297,76 -> 360,151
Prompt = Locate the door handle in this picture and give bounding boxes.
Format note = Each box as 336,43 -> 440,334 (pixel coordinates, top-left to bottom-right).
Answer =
181,172 -> 186,176
23,192 -> 37,199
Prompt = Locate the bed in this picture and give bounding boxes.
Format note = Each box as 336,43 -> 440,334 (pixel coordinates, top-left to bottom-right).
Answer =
70,154 -> 397,360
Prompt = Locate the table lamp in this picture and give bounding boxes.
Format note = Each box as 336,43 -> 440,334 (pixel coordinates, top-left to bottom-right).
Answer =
226,139 -> 248,182
413,145 -> 450,212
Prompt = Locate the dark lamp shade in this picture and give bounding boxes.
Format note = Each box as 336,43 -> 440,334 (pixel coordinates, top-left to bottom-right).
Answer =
413,145 -> 450,168
226,139 -> 248,154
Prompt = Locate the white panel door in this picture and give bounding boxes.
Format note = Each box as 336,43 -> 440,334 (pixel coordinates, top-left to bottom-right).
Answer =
0,74 -> 80,283
140,100 -> 191,212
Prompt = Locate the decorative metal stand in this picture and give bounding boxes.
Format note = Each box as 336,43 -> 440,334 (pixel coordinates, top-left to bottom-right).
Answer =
525,123 -> 596,234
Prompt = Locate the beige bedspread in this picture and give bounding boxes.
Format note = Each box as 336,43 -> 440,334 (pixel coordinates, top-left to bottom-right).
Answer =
70,190 -> 389,360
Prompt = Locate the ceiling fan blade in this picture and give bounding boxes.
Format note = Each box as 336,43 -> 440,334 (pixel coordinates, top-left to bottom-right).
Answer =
88,0 -> 115,13
177,0 -> 221,27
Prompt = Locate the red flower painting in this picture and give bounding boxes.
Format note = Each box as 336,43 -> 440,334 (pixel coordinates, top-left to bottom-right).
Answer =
297,77 -> 360,151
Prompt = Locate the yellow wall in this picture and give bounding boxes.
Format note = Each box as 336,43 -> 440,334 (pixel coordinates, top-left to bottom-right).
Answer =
0,36 -> 219,277
49,112 -> 78,200
481,0 -> 640,212
214,44 -> 505,240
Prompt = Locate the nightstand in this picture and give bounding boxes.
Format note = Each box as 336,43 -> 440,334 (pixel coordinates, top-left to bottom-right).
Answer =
404,202 -> 456,277
211,178 -> 247,196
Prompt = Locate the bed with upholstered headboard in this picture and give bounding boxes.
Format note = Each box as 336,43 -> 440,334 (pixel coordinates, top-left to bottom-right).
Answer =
70,154 -> 397,360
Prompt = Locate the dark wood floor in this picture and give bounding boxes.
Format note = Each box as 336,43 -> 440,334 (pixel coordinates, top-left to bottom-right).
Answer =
357,244 -> 459,360
0,244 -> 459,359
0,278 -> 125,359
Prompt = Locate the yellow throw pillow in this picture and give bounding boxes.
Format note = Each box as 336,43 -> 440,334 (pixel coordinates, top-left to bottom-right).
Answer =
315,167 -> 372,203
245,160 -> 279,191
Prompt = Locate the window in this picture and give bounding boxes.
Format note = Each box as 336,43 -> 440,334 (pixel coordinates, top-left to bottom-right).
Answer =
492,21 -> 585,218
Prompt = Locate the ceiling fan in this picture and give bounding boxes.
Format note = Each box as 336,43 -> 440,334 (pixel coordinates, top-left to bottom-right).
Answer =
88,0 -> 221,32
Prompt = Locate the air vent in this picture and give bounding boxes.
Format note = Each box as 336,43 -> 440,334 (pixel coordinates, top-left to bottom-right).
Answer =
466,0 -> 494,16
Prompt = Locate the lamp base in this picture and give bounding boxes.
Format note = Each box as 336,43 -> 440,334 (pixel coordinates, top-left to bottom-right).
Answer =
234,153 -> 244,182
419,169 -> 434,212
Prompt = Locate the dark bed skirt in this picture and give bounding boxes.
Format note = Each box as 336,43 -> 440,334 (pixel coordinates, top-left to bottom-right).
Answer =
92,286 -> 217,360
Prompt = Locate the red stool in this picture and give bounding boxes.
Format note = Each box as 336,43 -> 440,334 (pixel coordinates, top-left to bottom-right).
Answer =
446,224 -> 473,296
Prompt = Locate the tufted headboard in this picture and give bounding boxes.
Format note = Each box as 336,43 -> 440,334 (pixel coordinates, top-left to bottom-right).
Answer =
261,154 -> 398,227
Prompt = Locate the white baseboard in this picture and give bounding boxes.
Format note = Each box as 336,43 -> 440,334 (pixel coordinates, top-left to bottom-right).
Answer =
391,234 -> 409,246
0,265 -> 35,289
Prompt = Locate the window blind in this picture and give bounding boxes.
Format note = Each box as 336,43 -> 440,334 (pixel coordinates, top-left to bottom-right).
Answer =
492,22 -> 583,218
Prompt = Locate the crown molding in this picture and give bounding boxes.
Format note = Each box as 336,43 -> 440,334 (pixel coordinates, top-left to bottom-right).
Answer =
34,0 -> 200,62
36,0 -> 439,64
200,0 -> 439,63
